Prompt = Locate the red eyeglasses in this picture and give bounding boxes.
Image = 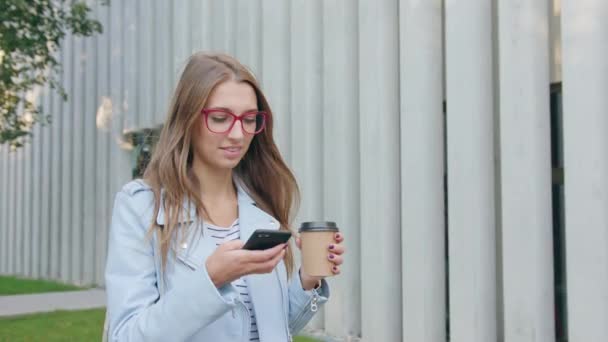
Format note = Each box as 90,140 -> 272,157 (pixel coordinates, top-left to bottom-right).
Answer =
201,108 -> 267,135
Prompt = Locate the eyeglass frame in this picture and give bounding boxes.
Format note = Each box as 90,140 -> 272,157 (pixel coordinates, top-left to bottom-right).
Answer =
201,108 -> 268,135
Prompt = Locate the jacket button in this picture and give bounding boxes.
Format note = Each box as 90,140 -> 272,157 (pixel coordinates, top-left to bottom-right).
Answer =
180,242 -> 188,249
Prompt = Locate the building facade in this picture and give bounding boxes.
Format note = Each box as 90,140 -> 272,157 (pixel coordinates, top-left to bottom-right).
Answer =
1,0 -> 606,341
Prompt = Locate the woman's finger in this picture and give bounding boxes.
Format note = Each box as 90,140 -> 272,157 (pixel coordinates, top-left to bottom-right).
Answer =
327,253 -> 343,266
331,265 -> 341,275
295,237 -> 302,249
251,249 -> 286,274
328,243 -> 345,255
242,243 -> 286,263
334,233 -> 344,243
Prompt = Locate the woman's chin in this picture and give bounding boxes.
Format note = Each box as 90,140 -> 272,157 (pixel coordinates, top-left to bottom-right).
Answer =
213,157 -> 243,171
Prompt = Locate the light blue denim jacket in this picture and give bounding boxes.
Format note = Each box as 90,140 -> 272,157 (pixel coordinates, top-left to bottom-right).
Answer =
105,180 -> 329,341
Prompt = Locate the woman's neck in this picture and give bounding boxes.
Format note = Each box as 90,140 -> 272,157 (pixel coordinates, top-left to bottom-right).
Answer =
193,159 -> 236,202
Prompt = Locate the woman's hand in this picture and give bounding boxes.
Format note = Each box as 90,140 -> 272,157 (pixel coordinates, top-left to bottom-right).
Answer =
296,232 -> 345,290
205,240 -> 286,288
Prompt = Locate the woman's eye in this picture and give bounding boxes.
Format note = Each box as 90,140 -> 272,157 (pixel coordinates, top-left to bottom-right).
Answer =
243,117 -> 257,124
210,115 -> 228,123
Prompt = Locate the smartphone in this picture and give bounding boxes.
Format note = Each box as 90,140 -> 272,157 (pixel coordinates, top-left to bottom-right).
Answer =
242,229 -> 292,250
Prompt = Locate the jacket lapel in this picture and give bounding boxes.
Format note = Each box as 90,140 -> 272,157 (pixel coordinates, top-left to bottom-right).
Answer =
236,182 -> 288,340
236,182 -> 281,239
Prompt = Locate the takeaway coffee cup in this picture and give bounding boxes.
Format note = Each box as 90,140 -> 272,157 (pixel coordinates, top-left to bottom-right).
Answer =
298,221 -> 339,277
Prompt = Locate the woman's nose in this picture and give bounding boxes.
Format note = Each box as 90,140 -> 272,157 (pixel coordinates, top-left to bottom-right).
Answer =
227,120 -> 245,139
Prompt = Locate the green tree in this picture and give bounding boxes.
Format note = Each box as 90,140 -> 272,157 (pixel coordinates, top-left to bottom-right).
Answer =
0,0 -> 105,149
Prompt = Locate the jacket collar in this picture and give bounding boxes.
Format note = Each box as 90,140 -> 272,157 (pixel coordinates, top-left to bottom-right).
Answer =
155,178 -> 280,241
155,189 -> 197,226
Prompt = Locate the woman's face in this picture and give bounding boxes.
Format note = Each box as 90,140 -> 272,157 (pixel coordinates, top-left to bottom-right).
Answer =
192,80 -> 258,172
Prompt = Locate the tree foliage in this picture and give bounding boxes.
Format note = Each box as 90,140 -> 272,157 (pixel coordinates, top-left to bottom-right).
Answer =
0,0 -> 105,149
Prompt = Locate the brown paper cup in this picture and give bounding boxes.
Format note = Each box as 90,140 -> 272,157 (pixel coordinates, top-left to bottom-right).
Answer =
299,221 -> 339,277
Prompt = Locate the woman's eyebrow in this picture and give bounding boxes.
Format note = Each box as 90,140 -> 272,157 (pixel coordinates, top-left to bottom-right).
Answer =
205,106 -> 231,111
207,106 -> 259,113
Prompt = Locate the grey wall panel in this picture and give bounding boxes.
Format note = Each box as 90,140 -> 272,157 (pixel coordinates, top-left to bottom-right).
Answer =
211,0 -> 236,55
71,36 -> 85,284
261,0 -> 291,160
445,0 -> 498,341
235,0 -> 262,77
155,0 -> 173,124
321,0 -> 361,338
173,0 -> 191,79
358,0 -> 402,341
399,0 -> 446,341
20,135 -> 28,277
109,0 -> 123,196
15,138 -> 23,275
95,0 -> 111,285
24,104 -> 34,277
30,105 -> 41,279
189,0 -> 202,52
21,136 -> 29,276
7,148 -> 15,274
12,142 -> 18,274
40,88 -> 52,279
498,0 -> 556,341
107,0 -> 135,289
19,137 -> 26,277
124,0 -> 138,132
200,0 -> 214,52
0,145 -> 7,274
4,144 -> 9,275
20,141 -> 27,277
22,137 -> 29,277
562,0 -> 608,340
49,46 -> 62,280
18,133 -> 25,277
59,34 -> 74,283
137,0 -> 154,129
290,0 -> 325,330
82,16 -> 98,285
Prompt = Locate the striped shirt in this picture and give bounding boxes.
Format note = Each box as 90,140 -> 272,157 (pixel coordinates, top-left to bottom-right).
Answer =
203,219 -> 259,341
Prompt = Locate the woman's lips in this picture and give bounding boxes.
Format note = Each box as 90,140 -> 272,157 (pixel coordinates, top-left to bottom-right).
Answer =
220,146 -> 242,159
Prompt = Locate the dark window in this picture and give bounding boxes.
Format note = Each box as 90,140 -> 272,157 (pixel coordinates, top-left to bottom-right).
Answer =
126,127 -> 161,179
550,83 -> 567,342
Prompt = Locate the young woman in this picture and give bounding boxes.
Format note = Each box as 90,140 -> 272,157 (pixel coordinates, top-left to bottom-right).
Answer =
104,52 -> 345,341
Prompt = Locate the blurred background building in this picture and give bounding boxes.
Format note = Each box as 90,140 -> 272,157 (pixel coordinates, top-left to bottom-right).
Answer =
1,0 -> 606,341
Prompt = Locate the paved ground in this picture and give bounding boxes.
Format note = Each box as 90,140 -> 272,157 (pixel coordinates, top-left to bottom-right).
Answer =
0,288 -> 106,317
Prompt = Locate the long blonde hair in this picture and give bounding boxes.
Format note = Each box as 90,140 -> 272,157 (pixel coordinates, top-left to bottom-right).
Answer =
143,52 -> 299,277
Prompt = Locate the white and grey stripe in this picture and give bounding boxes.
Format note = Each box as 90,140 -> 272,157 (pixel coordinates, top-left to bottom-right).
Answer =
203,219 -> 259,341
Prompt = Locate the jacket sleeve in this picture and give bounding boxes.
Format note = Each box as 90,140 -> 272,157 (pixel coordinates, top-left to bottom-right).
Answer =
105,189 -> 239,342
287,269 -> 330,334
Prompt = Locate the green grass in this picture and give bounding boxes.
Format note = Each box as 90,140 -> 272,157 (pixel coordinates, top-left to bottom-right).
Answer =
0,276 -> 83,296
0,308 -> 320,341
0,308 -> 105,342
294,336 -> 321,342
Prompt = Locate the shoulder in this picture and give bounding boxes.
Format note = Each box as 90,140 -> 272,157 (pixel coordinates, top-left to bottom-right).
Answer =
120,179 -> 153,197
112,179 -> 157,225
